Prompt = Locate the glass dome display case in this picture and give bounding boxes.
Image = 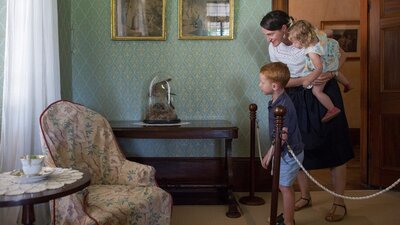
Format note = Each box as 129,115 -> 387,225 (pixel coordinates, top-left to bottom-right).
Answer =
143,76 -> 180,124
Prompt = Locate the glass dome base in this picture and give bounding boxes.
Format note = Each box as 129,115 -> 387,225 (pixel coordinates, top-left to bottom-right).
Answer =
142,119 -> 181,124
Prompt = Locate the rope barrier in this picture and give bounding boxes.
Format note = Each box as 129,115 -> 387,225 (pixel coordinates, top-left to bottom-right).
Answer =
256,121 -> 400,200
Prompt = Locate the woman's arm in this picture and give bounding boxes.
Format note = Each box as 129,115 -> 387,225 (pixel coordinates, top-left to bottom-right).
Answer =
287,52 -> 325,88
287,72 -> 334,87
313,71 -> 335,85
286,76 -> 305,87
287,69 -> 334,88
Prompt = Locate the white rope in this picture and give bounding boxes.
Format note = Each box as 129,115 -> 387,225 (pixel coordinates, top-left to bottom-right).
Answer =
256,122 -> 400,200
286,144 -> 400,200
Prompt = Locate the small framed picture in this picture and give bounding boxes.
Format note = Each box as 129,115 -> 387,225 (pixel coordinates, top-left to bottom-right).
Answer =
178,0 -> 234,40
111,0 -> 166,41
321,20 -> 360,59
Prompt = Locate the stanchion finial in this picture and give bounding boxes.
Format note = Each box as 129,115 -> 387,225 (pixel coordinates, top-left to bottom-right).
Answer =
249,104 -> 258,112
274,105 -> 286,116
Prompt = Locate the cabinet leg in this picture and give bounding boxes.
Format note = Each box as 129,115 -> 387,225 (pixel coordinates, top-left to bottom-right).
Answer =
225,139 -> 241,218
226,191 -> 241,218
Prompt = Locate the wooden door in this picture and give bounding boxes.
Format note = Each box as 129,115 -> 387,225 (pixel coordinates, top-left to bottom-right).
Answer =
368,0 -> 400,189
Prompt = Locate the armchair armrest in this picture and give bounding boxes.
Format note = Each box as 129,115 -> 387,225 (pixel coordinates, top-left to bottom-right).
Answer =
117,160 -> 157,187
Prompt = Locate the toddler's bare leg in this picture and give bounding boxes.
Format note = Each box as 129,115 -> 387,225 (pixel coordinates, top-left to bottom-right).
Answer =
335,72 -> 352,92
312,84 -> 334,110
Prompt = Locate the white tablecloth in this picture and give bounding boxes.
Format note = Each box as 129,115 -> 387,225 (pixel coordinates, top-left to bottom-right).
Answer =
0,168 -> 83,195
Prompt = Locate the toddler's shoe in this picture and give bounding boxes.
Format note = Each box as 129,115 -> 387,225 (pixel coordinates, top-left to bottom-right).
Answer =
321,107 -> 341,122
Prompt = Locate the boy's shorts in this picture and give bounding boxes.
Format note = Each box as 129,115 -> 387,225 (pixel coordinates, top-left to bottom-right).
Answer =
279,151 -> 304,187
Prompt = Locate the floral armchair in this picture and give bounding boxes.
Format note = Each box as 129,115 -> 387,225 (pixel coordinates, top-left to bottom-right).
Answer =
39,100 -> 172,225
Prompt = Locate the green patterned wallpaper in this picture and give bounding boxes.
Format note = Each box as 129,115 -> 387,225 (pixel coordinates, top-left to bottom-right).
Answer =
0,0 -> 273,157
62,0 -> 273,157
59,0 -> 72,99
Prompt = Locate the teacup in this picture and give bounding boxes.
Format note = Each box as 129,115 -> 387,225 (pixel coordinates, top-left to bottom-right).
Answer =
20,155 -> 44,176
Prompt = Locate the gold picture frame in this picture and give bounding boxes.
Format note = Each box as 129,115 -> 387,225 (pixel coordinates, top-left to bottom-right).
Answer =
178,0 -> 234,40
321,20 -> 360,59
111,0 -> 166,41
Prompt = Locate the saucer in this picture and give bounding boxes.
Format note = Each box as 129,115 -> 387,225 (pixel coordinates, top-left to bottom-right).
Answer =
12,167 -> 55,184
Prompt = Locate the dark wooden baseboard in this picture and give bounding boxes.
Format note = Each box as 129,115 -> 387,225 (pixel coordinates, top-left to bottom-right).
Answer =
128,157 -> 272,192
128,128 -> 360,193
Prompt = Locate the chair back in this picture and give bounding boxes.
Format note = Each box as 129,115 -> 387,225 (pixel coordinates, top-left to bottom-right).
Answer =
40,100 -> 126,185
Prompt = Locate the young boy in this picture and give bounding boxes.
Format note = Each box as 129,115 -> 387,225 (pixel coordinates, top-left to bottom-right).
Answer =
259,62 -> 304,225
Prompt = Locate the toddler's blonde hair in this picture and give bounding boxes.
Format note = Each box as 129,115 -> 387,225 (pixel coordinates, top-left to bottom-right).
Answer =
287,20 -> 318,48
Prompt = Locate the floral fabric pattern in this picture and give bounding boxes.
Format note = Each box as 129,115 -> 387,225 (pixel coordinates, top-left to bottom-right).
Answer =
40,100 -> 172,225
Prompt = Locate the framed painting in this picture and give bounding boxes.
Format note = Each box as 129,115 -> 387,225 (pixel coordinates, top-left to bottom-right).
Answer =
321,20 -> 360,59
178,0 -> 234,40
111,0 -> 166,41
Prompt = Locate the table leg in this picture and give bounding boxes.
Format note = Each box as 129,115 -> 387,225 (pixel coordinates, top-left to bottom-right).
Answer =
225,139 -> 241,218
22,204 -> 35,225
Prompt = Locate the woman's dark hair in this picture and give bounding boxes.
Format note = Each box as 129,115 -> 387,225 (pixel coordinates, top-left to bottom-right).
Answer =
260,10 -> 291,31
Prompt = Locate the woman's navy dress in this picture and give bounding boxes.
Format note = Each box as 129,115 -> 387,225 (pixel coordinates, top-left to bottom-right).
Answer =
286,79 -> 354,170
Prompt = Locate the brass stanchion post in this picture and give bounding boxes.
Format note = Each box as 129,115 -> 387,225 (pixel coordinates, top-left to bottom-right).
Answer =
270,105 -> 286,225
239,104 -> 265,205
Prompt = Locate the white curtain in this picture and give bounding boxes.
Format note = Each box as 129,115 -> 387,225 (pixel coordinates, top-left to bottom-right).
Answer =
0,0 -> 61,224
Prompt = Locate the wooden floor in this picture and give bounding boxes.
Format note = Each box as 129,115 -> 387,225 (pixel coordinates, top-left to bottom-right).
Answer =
295,146 -> 365,191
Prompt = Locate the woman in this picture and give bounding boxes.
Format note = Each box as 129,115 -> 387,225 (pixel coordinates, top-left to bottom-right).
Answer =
260,10 -> 354,222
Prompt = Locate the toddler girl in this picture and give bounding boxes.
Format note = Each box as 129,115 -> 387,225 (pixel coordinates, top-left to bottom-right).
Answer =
288,20 -> 351,122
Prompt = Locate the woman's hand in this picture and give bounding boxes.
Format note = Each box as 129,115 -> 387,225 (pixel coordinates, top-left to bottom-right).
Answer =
302,78 -> 313,89
313,71 -> 335,85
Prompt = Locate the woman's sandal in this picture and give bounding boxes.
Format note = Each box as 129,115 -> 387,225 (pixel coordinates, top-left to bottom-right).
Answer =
294,197 -> 312,211
325,203 -> 347,222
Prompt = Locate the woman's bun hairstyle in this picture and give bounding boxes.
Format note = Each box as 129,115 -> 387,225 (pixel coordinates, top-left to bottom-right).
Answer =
260,10 -> 293,31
